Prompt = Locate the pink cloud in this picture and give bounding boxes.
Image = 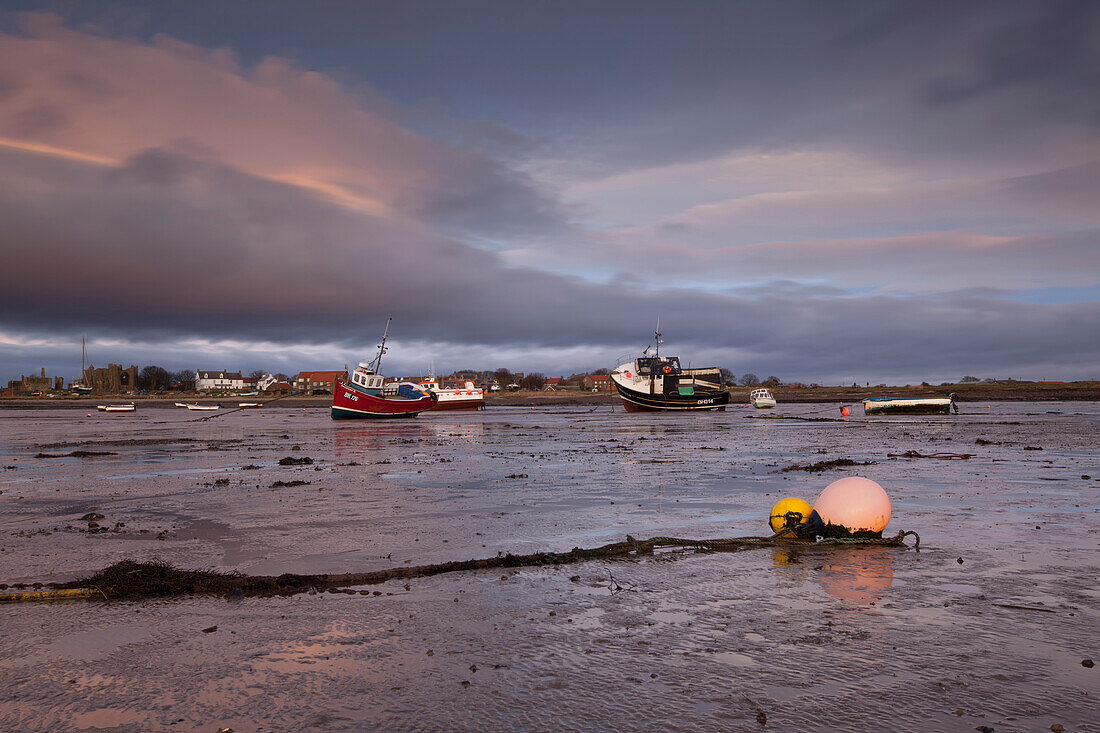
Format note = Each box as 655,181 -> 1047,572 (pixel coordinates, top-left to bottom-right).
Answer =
0,14 -> 559,233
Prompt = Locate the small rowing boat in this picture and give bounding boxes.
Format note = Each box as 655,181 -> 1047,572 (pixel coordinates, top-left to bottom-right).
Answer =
185,404 -> 219,412
863,394 -> 957,415
97,404 -> 135,413
238,402 -> 262,409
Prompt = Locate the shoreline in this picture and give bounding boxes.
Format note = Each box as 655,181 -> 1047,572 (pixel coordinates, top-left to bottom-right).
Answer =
3,380 -> 1099,409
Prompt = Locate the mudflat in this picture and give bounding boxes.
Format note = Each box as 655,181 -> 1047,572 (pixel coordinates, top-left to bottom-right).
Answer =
1,403 -> 1097,731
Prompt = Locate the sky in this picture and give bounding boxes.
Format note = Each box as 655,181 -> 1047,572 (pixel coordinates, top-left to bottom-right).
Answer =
1,0 -> 1097,385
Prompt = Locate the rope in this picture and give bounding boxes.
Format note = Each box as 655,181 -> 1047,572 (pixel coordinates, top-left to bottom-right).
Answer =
0,530 -> 920,603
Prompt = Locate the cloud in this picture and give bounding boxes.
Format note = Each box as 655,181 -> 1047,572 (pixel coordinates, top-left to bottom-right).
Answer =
0,13 -> 569,241
0,10 -> 1097,385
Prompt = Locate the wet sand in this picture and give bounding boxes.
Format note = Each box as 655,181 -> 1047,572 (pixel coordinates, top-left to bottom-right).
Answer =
1,403 -> 1097,731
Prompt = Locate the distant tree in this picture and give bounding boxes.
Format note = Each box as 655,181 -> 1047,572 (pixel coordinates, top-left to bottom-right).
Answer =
740,373 -> 760,387
138,365 -> 171,391
493,368 -> 513,385
719,368 -> 736,386
249,369 -> 266,380
982,377 -> 997,383
520,373 -> 546,390
920,381 -> 930,386
764,375 -> 780,385
275,373 -> 290,382
592,367 -> 609,375
173,370 -> 196,391
960,376 -> 980,383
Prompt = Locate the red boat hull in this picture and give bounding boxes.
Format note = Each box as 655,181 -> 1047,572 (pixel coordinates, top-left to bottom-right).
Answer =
331,380 -> 437,419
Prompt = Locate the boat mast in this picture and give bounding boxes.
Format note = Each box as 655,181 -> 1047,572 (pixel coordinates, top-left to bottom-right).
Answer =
654,315 -> 662,359
370,318 -> 392,374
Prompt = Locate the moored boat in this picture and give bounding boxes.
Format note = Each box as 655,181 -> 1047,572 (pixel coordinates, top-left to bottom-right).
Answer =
419,378 -> 485,411
750,388 -> 777,409
863,394 -> 957,415
331,318 -> 438,419
610,325 -> 730,412
185,404 -> 219,412
71,337 -> 93,394
238,402 -> 263,409
97,403 -> 135,412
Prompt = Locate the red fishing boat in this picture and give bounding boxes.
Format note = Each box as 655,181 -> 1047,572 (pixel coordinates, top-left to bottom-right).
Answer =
331,319 -> 438,419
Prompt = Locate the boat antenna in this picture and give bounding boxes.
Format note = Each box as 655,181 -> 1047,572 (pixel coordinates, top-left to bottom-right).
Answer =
370,317 -> 392,373
654,315 -> 662,359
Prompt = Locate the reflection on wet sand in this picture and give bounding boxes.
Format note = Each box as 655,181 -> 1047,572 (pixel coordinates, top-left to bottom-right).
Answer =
773,545 -> 896,605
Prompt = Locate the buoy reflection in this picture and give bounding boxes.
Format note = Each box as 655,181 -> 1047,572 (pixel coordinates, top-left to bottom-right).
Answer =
772,545 -> 896,605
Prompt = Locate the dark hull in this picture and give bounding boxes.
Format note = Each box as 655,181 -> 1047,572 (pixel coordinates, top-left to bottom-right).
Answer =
614,381 -> 730,412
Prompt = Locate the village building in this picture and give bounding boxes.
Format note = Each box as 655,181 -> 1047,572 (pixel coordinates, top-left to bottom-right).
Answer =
294,370 -> 347,394
263,381 -> 293,394
582,374 -> 612,391
195,369 -> 245,392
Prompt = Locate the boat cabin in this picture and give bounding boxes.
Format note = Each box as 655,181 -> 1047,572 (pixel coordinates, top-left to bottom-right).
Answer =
350,362 -> 385,393
750,388 -> 774,401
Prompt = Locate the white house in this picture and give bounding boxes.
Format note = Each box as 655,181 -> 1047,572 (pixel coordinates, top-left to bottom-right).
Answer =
195,369 -> 245,392
257,373 -> 278,391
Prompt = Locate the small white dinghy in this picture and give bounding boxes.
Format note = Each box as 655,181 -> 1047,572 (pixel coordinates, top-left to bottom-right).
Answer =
750,388 -> 777,409
185,404 -> 219,412
238,402 -> 263,409
97,403 -> 135,413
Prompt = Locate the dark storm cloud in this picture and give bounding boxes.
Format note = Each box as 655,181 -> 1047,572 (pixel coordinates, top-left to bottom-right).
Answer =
2,146 -> 1097,383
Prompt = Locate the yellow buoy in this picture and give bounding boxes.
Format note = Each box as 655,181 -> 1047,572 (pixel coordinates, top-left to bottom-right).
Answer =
769,497 -> 814,533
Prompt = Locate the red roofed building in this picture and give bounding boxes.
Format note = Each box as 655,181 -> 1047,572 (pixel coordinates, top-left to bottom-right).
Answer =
294,370 -> 348,394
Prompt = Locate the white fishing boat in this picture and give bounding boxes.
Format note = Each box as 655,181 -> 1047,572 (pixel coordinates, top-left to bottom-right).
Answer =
185,404 -> 219,412
97,403 -> 135,413
863,394 -> 957,415
418,372 -> 485,411
238,402 -> 263,409
750,388 -> 777,408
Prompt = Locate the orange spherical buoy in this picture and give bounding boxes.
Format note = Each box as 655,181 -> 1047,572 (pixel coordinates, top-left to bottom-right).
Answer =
840,406 -> 850,417
86,413 -> 92,417
813,476 -> 891,533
